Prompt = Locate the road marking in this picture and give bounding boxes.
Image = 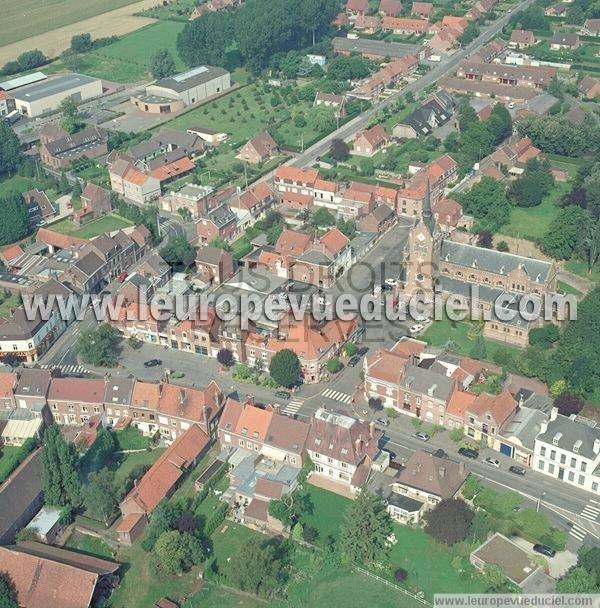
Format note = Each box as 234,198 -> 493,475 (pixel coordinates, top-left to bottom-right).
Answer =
321,388 -> 353,404
281,399 -> 303,416
570,524 -> 587,542
580,504 -> 600,521
40,364 -> 86,375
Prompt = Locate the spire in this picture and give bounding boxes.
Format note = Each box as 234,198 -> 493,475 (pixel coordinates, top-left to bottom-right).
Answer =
422,177 -> 435,234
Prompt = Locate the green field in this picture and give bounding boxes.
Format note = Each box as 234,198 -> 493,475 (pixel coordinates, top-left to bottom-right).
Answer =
0,446 -> 22,483
0,0 -> 144,47
47,213 -> 133,238
68,20 -> 186,83
299,485 -> 351,547
65,531 -> 114,559
501,181 -> 570,241
0,175 -> 47,197
183,583 -> 266,608
112,448 -> 164,493
165,82 -> 329,147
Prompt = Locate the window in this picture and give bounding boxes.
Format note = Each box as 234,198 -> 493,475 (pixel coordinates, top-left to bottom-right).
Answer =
538,461 -> 544,471
570,457 -> 576,468
568,471 -> 575,482
238,439 -> 245,447
578,475 -> 585,485
548,464 -> 555,474
550,450 -> 556,461
560,454 -> 566,465
540,446 -> 546,457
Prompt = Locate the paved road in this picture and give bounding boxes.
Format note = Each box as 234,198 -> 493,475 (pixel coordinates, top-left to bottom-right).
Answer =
288,0 -> 536,170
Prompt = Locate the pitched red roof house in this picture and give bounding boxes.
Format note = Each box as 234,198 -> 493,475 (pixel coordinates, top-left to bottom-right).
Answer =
379,0 -> 403,16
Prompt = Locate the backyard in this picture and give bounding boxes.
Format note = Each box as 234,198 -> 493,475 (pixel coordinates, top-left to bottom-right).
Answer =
47,213 -> 133,238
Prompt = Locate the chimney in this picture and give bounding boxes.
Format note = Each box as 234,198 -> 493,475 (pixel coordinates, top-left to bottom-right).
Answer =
179,389 -> 186,406
439,466 -> 446,478
355,436 -> 363,453
594,439 -> 600,456
550,406 -> 558,421
202,405 -> 210,435
369,421 -> 375,438
539,419 -> 549,434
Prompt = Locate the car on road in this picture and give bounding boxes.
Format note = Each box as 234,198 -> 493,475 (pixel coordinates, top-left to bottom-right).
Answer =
348,356 -> 360,367
509,465 -> 526,476
274,391 -> 291,400
483,457 -> 500,468
375,417 -> 390,426
533,544 -> 556,558
414,432 -> 430,442
382,448 -> 397,460
433,449 -> 447,458
458,447 -> 479,459
143,359 -> 162,368
409,323 -> 424,334
384,278 -> 398,287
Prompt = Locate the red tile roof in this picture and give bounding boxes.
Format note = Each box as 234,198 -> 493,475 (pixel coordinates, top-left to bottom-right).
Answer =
36,227 -> 88,249
48,378 -> 106,403
319,228 -> 349,256
150,156 -> 195,182
275,229 -> 312,257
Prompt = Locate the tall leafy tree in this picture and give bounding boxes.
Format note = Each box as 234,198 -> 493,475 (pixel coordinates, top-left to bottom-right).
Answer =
0,574 -> 17,608
339,489 -> 393,565
0,191 -> 28,245
425,498 -> 474,545
269,349 -> 301,387
76,323 -> 121,368
84,468 -> 118,524
458,177 -> 511,233
177,11 -> 234,67
0,122 -> 22,178
41,424 -> 81,508
149,49 -> 177,79
154,529 -> 204,575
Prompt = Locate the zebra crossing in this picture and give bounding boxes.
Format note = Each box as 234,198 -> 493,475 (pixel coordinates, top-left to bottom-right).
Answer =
580,502 -> 600,522
321,388 -> 353,405
570,523 -> 588,542
40,364 -> 87,375
281,399 -> 304,417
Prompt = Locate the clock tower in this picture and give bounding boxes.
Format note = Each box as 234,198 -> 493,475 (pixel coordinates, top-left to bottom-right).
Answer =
403,180 -> 441,301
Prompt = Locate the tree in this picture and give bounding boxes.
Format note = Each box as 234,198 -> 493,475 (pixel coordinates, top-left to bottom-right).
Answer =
59,97 -> 84,134
77,324 -> 120,367
160,235 -> 196,269
266,220 -> 285,245
310,206 -> 335,227
485,103 -> 512,145
578,546 -> 600,582
80,428 -> 116,479
71,33 -> 93,53
41,424 -> 81,508
458,21 -> 479,44
508,158 -> 554,208
482,564 -> 508,592
292,522 -> 304,541
269,488 -> 313,527
496,241 -> 509,252
425,498 -> 474,545
330,138 -> 349,162
150,49 -> 177,79
71,179 -> 82,201
528,324 -> 560,348
15,49 -> 46,71
553,392 -> 584,417
556,567 -> 599,593
339,489 -> 393,565
269,349 -> 301,387
84,468 -> 118,524
0,191 -> 28,245
458,177 -> 511,233
469,333 -> 487,360
326,357 -> 342,374
477,230 -> 493,249
394,568 -> 408,582
229,536 -> 289,597
217,348 -> 235,368
0,122 -> 23,178
0,574 -> 17,608
154,529 -> 204,575
540,206 -> 587,259
342,341 -> 358,357
177,11 -> 233,67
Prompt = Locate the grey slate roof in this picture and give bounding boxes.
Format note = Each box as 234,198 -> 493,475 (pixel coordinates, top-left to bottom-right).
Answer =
399,364 -> 454,401
11,73 -> 99,102
399,92 -> 455,136
499,406 -> 548,451
440,241 -> 552,282
332,37 -> 419,58
387,493 -> 424,512
537,415 -> 600,460
207,204 -> 236,228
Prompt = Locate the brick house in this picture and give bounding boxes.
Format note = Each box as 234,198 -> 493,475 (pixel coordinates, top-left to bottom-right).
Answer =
509,29 -> 535,49
346,0 -> 369,16
411,2 -> 433,18
40,127 -> 108,169
195,246 -> 235,286
196,204 -> 238,245
381,17 -> 430,34
47,378 -> 106,425
73,183 -> 112,226
236,131 -> 279,164
353,124 -> 389,157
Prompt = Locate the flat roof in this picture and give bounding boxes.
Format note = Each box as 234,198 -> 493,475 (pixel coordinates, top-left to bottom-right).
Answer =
12,73 -> 101,103
0,72 -> 46,92
333,37 -> 419,58
153,65 -> 229,93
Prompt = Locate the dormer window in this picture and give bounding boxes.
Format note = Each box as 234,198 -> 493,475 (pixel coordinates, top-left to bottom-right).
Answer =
553,432 -> 562,446
573,440 -> 582,454
241,427 -> 248,436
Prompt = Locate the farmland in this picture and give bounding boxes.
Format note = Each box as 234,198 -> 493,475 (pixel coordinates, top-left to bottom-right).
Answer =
0,0 -> 157,65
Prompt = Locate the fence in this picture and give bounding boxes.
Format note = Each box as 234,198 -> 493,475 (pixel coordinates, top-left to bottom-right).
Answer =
354,565 -> 433,607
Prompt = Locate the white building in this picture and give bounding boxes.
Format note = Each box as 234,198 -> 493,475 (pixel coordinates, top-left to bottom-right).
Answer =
533,407 -> 600,494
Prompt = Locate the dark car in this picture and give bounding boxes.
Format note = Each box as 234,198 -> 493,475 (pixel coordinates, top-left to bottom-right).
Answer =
383,449 -> 397,461
458,447 -> 479,459
348,356 -> 360,367
275,391 -> 291,400
509,465 -> 526,476
143,359 -> 162,368
533,544 -> 556,558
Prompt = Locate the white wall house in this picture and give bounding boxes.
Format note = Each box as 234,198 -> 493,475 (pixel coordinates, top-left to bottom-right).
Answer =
533,408 -> 600,495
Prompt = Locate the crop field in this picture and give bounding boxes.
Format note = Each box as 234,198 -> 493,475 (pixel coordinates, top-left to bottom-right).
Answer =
0,0 -> 158,65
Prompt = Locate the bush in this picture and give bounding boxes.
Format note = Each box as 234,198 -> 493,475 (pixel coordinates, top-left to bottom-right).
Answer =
394,568 -> 408,582
326,357 -> 342,374
205,502 -> 228,536
217,348 -> 235,368
554,392 -> 584,417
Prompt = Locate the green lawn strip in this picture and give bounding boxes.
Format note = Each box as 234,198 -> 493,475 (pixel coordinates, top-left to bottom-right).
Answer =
47,213 -> 133,238
169,444 -> 222,502
557,280 -> 582,296
564,259 -> 600,283
0,175 -> 47,197
299,485 -> 351,547
500,181 -> 570,241
0,446 -> 23,483
112,448 -> 165,493
113,426 -> 151,451
64,530 -> 114,559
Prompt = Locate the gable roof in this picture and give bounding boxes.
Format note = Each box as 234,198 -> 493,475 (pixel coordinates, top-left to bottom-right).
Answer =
356,124 -> 388,148
48,378 -> 106,403
319,228 -> 349,256
243,131 -> 278,158
275,229 -> 312,257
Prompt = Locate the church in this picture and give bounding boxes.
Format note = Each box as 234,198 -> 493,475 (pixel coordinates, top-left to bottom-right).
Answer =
402,181 -> 559,348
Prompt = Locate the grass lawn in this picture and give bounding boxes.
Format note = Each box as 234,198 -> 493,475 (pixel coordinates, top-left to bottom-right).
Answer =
500,181 -> 570,241
388,525 -> 486,600
169,445 -> 221,502
47,213 -> 133,238
0,175 -> 46,197
165,82 -> 329,147
183,583 -> 267,608
0,292 -> 22,317
0,0 -> 144,46
564,259 -> 600,284
64,530 -> 114,559
557,280 -> 582,296
113,426 -> 150,451
422,317 -> 521,363
299,485 -> 351,547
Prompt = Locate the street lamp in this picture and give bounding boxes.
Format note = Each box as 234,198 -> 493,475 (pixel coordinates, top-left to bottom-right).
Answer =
536,491 -> 546,513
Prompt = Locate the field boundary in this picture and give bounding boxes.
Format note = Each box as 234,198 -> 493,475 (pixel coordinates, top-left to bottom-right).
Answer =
354,566 -> 433,606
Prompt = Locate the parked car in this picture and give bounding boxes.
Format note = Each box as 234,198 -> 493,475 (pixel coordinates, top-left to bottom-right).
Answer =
143,359 -> 162,368
409,323 -> 424,335
274,391 -> 290,400
509,465 -> 526,476
414,432 -> 430,442
458,447 -> 479,459
483,457 -> 500,468
348,356 -> 360,367
433,449 -> 447,458
384,278 -> 398,287
383,449 -> 397,460
533,544 -> 556,558
375,417 -> 390,426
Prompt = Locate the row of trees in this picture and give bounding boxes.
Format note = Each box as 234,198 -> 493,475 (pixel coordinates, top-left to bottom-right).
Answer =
0,49 -> 46,77
177,0 -> 341,72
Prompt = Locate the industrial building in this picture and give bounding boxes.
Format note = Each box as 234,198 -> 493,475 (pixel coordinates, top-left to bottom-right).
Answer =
10,73 -> 103,118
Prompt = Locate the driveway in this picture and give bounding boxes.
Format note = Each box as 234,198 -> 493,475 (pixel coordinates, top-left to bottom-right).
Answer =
511,537 -> 576,579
